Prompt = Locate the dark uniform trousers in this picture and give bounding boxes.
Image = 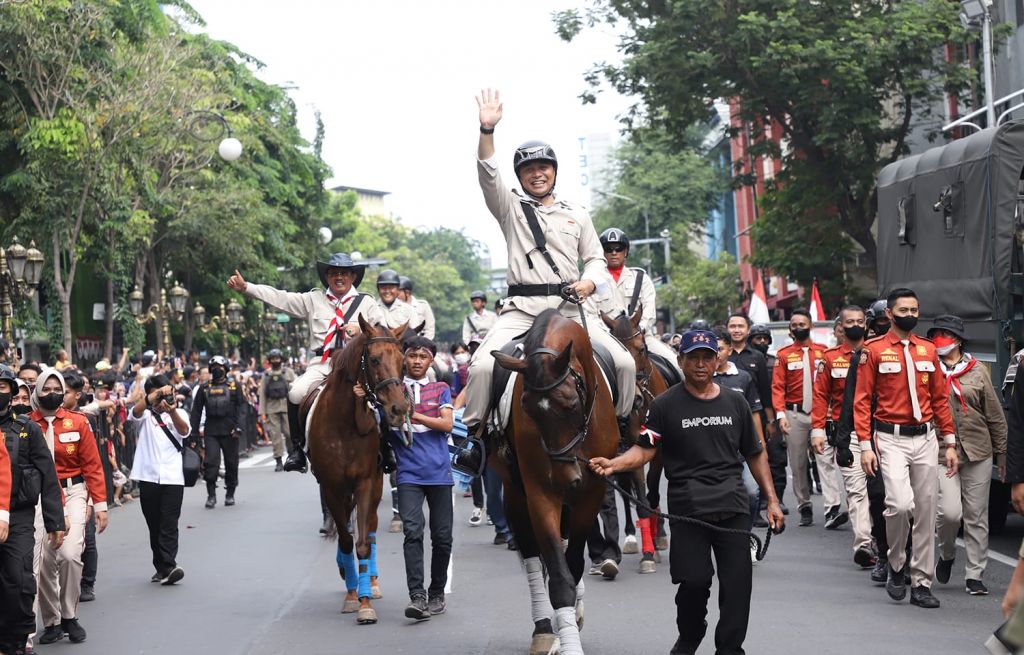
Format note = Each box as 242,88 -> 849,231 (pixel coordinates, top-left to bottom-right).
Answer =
139,481 -> 184,576
204,433 -> 239,493
587,482 -> 623,565
670,514 -> 751,655
82,513 -> 97,589
0,507 -> 39,650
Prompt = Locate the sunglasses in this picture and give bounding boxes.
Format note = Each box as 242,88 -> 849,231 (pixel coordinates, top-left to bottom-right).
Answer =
604,246 -> 626,253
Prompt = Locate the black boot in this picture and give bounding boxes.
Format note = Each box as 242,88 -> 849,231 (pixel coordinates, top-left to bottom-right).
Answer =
274,457 -> 283,472
283,401 -> 308,473
205,480 -> 216,509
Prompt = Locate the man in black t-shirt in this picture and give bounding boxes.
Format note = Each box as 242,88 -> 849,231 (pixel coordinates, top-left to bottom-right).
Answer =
590,330 -> 784,655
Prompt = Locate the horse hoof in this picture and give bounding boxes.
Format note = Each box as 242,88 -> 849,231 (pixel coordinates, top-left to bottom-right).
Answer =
389,518 -> 403,533
622,534 -> 639,554
371,584 -> 382,599
529,633 -> 559,655
638,558 -> 657,574
575,600 -> 584,631
342,599 -> 360,614
655,536 -> 669,551
356,608 -> 378,624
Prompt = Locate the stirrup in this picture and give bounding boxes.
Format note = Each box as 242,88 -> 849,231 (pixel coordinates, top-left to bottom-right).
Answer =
451,436 -> 486,478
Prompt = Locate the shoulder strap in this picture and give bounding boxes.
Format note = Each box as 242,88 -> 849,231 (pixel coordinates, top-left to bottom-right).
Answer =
466,314 -> 479,335
153,412 -> 183,453
343,293 -> 366,323
519,201 -> 559,274
627,268 -> 645,315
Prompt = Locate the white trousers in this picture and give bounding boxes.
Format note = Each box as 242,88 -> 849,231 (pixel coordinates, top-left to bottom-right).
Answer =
33,482 -> 87,629
786,411 -> 842,511
288,360 -> 331,405
837,436 -> 872,553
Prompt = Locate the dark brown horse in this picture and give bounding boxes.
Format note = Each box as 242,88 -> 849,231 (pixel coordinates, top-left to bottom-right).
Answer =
308,315 -> 410,625
493,309 -> 618,655
602,306 -> 671,567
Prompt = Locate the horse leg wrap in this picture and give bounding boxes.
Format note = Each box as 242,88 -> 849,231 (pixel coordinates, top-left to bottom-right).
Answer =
523,557 -> 554,624
554,606 -> 583,655
368,533 -> 379,577
339,548 -> 358,592
358,562 -> 372,600
575,577 -> 585,602
639,516 -> 656,556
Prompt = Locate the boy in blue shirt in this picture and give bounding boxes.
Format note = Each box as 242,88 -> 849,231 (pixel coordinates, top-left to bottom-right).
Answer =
390,336 -> 454,621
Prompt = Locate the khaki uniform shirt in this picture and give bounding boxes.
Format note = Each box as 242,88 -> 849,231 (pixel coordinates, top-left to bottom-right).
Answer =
478,156 -> 610,317
378,297 -> 415,331
941,359 -> 1008,465
409,296 -> 436,339
245,284 -> 384,352
259,366 -> 296,415
462,309 -> 497,343
614,267 -> 658,334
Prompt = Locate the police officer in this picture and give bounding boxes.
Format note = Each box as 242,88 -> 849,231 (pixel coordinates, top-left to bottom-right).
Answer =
227,253 -> 384,473
855,288 -> 958,609
0,365 -> 63,655
190,356 -> 244,508
462,88 -> 636,440
376,270 -> 416,331
463,291 -> 496,344
748,324 -> 774,366
259,349 -> 295,472
865,298 -> 891,337
399,276 -> 436,340
598,227 -> 682,370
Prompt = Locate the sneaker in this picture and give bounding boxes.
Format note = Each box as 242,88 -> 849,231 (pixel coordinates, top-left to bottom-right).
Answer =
151,572 -> 163,583
205,496 -> 216,509
428,594 -> 447,615
588,563 -> 603,576
909,585 -> 940,608
966,578 -> 989,596
824,507 -> 849,530
935,557 -> 954,584
599,558 -> 619,580
38,624 -> 65,644
493,532 -> 508,546
854,547 -> 876,569
622,534 -> 639,554
506,535 -> 519,551
799,506 -> 813,527
224,495 -> 235,507
61,618 -> 86,644
79,584 -> 95,602
160,567 -> 184,586
871,556 -> 888,584
469,507 -> 483,527
886,563 -> 907,601
405,595 -> 430,621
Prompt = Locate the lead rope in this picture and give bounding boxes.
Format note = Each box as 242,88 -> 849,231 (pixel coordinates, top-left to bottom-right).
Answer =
560,285 -> 587,332
575,455 -> 778,561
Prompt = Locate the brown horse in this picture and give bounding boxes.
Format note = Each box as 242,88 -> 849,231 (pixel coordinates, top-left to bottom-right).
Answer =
307,314 -> 410,625
602,306 -> 671,566
493,308 -> 618,655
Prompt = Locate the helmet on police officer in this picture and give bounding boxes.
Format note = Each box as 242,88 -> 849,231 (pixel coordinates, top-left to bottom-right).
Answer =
0,363 -> 15,387
748,323 -> 772,344
376,269 -> 401,287
470,290 -> 487,302
865,299 -> 887,323
267,349 -> 283,360
209,355 -> 229,369
398,276 -> 414,292
599,227 -> 630,252
689,319 -> 710,331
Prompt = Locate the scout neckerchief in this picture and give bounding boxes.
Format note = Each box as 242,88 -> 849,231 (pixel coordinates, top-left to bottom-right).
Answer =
941,354 -> 977,413
321,286 -> 359,362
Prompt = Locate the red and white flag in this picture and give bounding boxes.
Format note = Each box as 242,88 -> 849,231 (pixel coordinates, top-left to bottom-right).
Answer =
748,274 -> 770,324
809,280 -> 826,322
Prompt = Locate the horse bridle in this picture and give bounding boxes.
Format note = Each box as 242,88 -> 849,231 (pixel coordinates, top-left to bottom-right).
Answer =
523,347 -> 595,463
356,335 -> 405,409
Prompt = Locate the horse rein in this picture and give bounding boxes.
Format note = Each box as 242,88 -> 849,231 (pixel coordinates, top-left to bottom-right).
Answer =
356,335 -> 405,409
523,347 -> 595,463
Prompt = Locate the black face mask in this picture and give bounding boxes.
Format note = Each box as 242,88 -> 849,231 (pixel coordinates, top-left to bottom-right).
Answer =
791,328 -> 811,342
872,321 -> 891,336
0,391 -> 10,414
38,392 -> 63,411
212,368 -> 226,383
750,341 -> 770,355
271,361 -> 282,369
843,325 -> 866,342
892,315 -> 918,332
11,403 -> 31,416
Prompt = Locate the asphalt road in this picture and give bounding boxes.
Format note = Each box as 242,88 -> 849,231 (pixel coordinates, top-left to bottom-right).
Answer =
50,448 -> 1012,655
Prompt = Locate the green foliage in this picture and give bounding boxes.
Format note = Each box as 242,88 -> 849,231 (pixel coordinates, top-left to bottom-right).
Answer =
556,0 -> 979,293
661,251 -> 741,327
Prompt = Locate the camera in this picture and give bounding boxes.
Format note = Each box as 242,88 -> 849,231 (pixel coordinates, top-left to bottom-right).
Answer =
161,394 -> 176,407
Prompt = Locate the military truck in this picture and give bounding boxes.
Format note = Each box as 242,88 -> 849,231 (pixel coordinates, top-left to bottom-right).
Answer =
876,120 -> 1024,532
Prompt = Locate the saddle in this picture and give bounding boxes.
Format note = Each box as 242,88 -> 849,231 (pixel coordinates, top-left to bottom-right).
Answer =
649,352 -> 682,388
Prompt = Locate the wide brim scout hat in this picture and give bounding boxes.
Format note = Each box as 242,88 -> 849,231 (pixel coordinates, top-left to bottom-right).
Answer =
927,314 -> 968,342
316,252 -> 366,288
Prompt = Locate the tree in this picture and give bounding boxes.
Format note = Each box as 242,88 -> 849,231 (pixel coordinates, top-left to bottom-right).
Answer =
555,0 -> 976,293
662,251 -> 741,328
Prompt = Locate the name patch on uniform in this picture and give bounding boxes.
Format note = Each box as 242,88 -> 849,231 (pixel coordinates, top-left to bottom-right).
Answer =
787,362 -> 803,371
210,388 -> 225,395
58,431 -> 81,443
880,354 -> 901,363
831,368 -> 848,379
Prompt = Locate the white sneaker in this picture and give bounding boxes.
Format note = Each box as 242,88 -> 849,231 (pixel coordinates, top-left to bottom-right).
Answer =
469,507 -> 483,527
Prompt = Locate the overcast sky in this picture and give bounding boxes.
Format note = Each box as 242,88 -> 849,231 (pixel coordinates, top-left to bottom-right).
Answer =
186,0 -> 632,268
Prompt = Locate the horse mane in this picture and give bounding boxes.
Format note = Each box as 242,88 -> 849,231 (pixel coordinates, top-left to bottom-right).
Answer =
328,329 -> 369,385
608,311 -> 635,341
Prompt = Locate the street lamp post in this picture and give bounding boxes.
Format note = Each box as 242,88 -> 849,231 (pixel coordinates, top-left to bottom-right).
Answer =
960,0 -> 996,127
0,236 -> 44,342
130,281 -> 189,353
185,110 -> 243,162
194,299 -> 276,361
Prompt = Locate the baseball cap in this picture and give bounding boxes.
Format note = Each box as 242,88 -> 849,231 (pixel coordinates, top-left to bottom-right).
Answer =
677,330 -> 719,354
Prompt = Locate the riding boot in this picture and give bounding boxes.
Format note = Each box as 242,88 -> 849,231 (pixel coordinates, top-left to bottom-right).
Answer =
283,401 -> 308,473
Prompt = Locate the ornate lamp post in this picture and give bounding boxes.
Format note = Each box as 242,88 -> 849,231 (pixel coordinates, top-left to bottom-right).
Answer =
0,236 -> 45,341
130,281 -> 189,353
194,300 -> 276,361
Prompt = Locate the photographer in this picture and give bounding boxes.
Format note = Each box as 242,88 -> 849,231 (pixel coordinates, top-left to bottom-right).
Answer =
127,373 -> 191,586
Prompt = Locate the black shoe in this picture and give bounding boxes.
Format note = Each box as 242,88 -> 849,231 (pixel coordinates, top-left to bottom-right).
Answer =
778,501 -> 790,516
871,556 -> 888,584
909,585 -> 940,608
966,578 -> 989,595
405,595 -> 430,621
61,618 -> 86,643
799,507 -> 813,527
151,572 -> 163,583
274,458 -> 283,472
493,532 -> 508,545
506,535 -> 519,551
935,557 -> 954,584
38,624 -> 65,644
886,563 -> 907,601
752,513 -> 770,528
824,506 -> 849,530
224,495 -> 235,506
854,547 -> 876,569
205,495 -> 216,509
283,449 -> 308,473
428,594 -> 446,615
79,584 -> 95,602
670,636 -> 698,655
160,567 -> 184,586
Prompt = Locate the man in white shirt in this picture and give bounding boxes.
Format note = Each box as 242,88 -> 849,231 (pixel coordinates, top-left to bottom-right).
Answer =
462,290 -> 497,345
127,373 -> 191,586
399,276 -> 436,340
